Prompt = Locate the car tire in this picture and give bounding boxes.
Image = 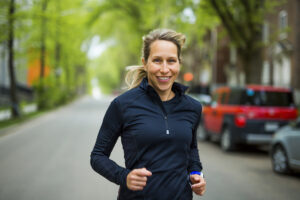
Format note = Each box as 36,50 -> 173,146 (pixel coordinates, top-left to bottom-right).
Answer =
197,123 -> 209,141
271,145 -> 290,174
221,128 -> 235,152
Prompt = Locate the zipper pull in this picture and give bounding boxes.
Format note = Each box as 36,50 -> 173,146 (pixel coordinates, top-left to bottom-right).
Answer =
166,130 -> 170,134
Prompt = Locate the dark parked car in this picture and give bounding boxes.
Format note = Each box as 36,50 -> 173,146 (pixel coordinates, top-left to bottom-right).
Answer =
198,85 -> 298,151
270,118 -> 300,174
188,84 -> 211,106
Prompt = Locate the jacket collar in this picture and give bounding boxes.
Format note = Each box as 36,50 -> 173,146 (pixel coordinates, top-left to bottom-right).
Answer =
139,77 -> 188,96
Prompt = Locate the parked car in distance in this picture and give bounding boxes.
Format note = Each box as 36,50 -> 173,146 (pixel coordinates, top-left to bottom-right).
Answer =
270,118 -> 300,174
187,84 -> 211,106
198,85 -> 298,151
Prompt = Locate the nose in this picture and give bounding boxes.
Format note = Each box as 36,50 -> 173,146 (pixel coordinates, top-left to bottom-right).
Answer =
160,61 -> 169,74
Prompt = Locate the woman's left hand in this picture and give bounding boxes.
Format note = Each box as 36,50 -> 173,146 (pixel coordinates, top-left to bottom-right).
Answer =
190,174 -> 206,196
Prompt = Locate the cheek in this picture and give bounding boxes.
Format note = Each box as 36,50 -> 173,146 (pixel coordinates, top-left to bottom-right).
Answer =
170,65 -> 180,75
147,64 -> 160,75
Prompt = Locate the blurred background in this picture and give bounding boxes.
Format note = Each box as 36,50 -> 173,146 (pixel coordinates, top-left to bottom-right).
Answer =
0,0 -> 300,200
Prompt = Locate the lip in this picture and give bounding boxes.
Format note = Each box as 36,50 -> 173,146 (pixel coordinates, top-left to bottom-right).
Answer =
157,76 -> 171,83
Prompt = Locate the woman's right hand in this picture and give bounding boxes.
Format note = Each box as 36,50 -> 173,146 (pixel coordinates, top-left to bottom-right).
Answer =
126,167 -> 152,191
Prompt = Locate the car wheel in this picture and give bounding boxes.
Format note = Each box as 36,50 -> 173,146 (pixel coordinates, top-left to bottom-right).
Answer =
197,124 -> 209,141
221,128 -> 235,151
272,145 -> 290,174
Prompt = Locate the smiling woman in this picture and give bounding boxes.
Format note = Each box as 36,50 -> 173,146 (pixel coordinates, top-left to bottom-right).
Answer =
142,40 -> 180,101
90,29 -> 206,200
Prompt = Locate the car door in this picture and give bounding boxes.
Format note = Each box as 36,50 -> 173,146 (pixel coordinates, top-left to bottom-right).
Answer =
287,121 -> 300,164
205,92 -> 219,132
213,91 -> 228,133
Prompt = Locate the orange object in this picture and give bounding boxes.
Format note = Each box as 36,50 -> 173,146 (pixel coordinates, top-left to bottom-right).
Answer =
183,72 -> 194,82
27,59 -> 50,86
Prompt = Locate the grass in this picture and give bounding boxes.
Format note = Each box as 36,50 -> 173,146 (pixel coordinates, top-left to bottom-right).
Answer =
0,110 -> 46,130
0,95 -> 80,130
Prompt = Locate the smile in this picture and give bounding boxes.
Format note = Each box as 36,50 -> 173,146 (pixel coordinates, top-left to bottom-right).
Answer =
157,76 -> 171,82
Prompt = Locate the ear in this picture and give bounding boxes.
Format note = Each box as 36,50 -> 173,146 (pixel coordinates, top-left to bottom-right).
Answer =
142,58 -> 147,71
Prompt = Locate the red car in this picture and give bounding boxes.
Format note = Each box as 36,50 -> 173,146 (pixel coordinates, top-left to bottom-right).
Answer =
198,85 -> 298,151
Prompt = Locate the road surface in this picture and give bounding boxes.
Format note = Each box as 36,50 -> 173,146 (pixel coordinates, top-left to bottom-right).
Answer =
0,96 -> 299,200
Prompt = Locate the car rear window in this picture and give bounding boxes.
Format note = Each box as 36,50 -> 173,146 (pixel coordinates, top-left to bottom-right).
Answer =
228,88 -> 294,107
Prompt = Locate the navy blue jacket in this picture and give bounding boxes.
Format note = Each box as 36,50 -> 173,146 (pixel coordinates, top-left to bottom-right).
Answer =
90,78 -> 203,200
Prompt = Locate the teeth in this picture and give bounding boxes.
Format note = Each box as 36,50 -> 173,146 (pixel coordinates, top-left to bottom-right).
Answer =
158,77 -> 169,80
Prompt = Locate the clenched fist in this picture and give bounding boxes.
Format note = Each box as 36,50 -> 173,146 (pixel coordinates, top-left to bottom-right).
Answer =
126,168 -> 152,191
190,174 -> 206,196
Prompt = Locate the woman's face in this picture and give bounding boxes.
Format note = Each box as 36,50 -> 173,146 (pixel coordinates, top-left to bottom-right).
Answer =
143,40 -> 180,95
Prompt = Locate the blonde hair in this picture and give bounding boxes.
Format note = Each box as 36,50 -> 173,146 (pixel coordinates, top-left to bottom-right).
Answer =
125,29 -> 186,89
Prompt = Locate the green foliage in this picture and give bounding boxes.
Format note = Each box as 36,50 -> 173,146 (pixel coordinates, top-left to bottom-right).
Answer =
201,0 -> 284,84
86,0 -> 219,92
0,0 -> 90,111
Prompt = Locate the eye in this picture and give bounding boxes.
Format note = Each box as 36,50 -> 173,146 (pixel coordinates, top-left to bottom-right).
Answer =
153,58 -> 161,63
168,59 -> 177,63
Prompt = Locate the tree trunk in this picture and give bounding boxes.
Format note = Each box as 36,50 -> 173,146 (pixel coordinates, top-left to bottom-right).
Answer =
8,0 -> 20,118
40,0 -> 48,83
269,48 -> 274,86
240,29 -> 264,85
293,0 -> 300,90
242,47 -> 263,84
54,0 -> 61,84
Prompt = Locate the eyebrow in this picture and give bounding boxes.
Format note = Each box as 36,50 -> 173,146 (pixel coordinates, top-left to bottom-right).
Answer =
151,55 -> 178,59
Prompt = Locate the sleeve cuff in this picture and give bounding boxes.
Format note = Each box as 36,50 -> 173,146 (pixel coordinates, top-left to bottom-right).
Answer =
119,168 -> 131,188
190,171 -> 204,178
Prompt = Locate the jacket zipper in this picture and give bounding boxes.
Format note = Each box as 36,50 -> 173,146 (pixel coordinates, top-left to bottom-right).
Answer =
157,98 -> 170,135
152,90 -> 171,135
164,115 -> 170,134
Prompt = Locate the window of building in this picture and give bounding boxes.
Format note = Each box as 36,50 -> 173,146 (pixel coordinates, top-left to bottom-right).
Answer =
263,21 -> 269,44
279,10 -> 288,39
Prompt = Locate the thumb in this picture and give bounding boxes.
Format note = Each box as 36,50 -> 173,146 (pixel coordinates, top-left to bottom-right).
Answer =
191,175 -> 200,182
138,168 -> 152,177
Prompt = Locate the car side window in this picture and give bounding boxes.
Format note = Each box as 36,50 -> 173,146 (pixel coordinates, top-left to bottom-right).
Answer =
220,92 -> 228,105
296,121 -> 300,129
211,92 -> 219,107
228,89 -> 242,105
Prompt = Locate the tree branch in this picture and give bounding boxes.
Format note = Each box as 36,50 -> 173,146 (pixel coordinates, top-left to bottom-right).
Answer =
209,0 -> 245,47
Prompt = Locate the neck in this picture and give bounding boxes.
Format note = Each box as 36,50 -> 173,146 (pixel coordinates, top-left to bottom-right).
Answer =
158,89 -> 174,102
147,80 -> 174,101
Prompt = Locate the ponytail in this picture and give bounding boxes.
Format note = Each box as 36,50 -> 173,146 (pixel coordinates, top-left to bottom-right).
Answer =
125,65 -> 147,89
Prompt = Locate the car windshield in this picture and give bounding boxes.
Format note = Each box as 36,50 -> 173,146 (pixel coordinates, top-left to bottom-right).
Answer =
241,89 -> 294,107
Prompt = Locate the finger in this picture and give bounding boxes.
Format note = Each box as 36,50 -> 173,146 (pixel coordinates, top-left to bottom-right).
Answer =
191,182 -> 206,189
192,189 -> 202,196
192,185 -> 204,191
129,185 -> 144,191
131,175 -> 148,182
193,188 -> 206,196
190,175 -> 200,183
135,168 -> 152,177
200,189 -> 206,195
195,186 -> 205,193
198,188 -> 206,196
192,176 -> 200,182
131,180 -> 147,187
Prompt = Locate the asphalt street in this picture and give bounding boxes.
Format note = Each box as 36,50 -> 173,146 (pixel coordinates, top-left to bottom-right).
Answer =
0,96 -> 299,200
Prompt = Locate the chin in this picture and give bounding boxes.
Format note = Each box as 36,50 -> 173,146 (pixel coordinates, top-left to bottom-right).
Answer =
156,85 -> 172,92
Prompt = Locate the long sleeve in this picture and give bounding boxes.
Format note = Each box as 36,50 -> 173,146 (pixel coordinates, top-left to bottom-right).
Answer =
90,99 -> 130,187
187,106 -> 203,173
